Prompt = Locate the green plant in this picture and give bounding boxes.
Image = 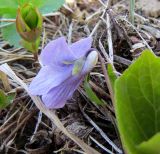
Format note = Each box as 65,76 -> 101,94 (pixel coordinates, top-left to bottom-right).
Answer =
84,77 -> 104,105
0,89 -> 15,109
0,0 -> 64,58
115,50 -> 160,154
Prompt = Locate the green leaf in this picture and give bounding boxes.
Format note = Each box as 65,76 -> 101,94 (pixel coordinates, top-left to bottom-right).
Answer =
1,12 -> 21,47
0,0 -> 18,8
18,0 -> 33,6
107,64 -> 117,90
84,79 -> 104,105
7,93 -> 15,102
115,50 -> 160,154
0,0 -> 18,17
0,89 -> 8,109
0,8 -> 17,17
0,0 -> 64,17
137,133 -> 160,154
0,89 -> 14,109
1,23 -> 21,47
38,0 -> 65,14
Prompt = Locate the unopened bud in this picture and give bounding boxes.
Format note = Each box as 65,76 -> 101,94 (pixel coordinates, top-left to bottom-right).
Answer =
16,3 -> 42,42
82,50 -> 98,74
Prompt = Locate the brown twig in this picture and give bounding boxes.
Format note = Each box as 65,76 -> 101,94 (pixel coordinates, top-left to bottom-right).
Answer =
79,103 -> 122,153
0,121 -> 17,136
89,80 -> 110,99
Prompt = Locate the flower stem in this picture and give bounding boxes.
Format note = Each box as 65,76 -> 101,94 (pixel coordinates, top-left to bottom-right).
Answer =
32,42 -> 38,61
33,52 -> 38,61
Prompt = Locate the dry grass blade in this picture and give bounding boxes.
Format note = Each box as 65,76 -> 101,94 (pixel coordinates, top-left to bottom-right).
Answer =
80,105 -> 122,153
106,13 -> 114,63
101,13 -> 114,63
1,108 -> 37,147
90,136 -> 114,154
0,63 -> 100,154
99,54 -> 114,106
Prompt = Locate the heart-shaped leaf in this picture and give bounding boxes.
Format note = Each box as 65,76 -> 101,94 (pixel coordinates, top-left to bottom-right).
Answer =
1,23 -> 21,47
115,50 -> 160,154
38,0 -> 65,14
137,133 -> 160,154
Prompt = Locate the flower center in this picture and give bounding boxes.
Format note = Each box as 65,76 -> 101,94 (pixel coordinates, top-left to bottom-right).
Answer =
62,57 -> 86,75
72,57 -> 86,75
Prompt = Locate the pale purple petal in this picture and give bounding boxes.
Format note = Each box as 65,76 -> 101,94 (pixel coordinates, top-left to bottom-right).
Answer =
42,75 -> 84,109
29,65 -> 72,95
69,37 -> 92,59
40,37 -> 75,66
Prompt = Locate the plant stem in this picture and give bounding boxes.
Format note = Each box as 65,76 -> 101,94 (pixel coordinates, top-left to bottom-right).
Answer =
129,0 -> 135,25
33,52 -> 38,61
32,42 -> 38,61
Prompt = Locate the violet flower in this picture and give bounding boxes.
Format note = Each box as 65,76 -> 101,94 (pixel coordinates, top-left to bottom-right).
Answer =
29,37 -> 98,109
